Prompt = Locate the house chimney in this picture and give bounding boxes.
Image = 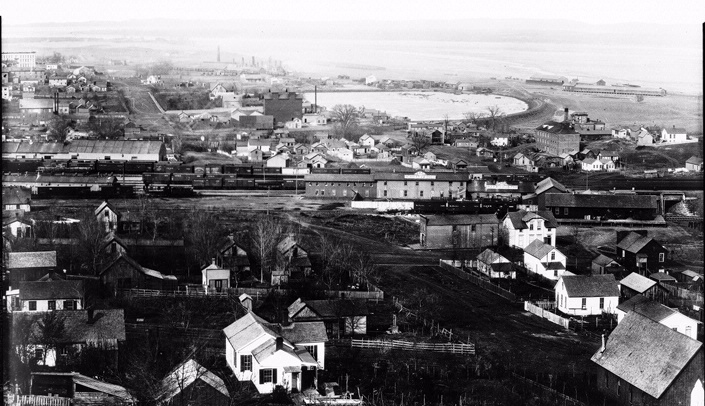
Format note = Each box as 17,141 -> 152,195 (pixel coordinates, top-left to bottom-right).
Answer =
599,334 -> 606,354
275,337 -> 284,351
212,257 -> 216,265
87,308 -> 95,324
281,310 -> 291,327
564,108 -> 569,123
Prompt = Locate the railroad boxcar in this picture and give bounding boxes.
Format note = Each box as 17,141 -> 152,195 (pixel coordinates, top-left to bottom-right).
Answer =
193,165 -> 206,175
237,178 -> 255,189
192,178 -> 207,189
171,172 -> 202,185
124,160 -> 155,174
222,175 -> 239,189
95,160 -> 125,173
205,176 -> 224,189
341,168 -> 371,175
223,164 -> 253,175
205,163 -> 223,174
311,168 -> 341,174
2,159 -> 44,173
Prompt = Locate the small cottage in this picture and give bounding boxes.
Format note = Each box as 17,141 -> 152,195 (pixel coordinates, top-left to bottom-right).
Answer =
555,274 -> 619,316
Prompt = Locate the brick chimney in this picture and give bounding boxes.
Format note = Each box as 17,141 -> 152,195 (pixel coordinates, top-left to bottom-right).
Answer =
564,108 -> 569,123
275,337 -> 284,351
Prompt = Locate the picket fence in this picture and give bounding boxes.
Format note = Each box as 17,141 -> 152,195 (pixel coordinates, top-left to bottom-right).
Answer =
438,260 -> 518,302
119,285 -> 384,301
524,301 -> 570,329
9,395 -> 71,406
351,338 -> 475,355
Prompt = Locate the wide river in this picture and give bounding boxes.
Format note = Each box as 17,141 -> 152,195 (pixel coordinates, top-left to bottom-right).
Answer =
303,91 -> 528,121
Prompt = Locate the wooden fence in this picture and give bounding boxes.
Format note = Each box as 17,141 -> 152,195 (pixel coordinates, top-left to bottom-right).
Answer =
351,338 -> 475,355
511,373 -> 587,406
119,285 -> 384,301
438,260 -> 518,302
9,395 -> 72,406
524,301 -> 570,329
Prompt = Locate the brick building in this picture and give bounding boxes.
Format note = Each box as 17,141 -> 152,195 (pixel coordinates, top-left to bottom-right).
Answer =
374,171 -> 468,200
263,91 -> 303,125
534,108 -> 580,156
304,174 -> 377,199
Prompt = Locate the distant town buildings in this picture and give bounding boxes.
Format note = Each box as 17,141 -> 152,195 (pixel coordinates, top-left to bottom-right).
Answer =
2,51 -> 37,68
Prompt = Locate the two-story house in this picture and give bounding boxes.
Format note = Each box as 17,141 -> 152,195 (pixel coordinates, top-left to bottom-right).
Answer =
275,235 -> 312,284
7,251 -> 57,289
523,240 -> 567,280
216,235 -> 251,282
223,312 -> 327,394
502,210 -> 558,249
555,274 -> 619,316
616,231 -> 668,274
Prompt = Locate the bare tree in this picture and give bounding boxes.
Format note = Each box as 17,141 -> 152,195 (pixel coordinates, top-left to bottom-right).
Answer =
46,115 -> 72,142
250,216 -> 285,284
486,105 -> 503,131
330,104 -> 360,138
463,111 -> 483,124
76,210 -> 108,275
185,209 -> 224,269
409,132 -> 430,153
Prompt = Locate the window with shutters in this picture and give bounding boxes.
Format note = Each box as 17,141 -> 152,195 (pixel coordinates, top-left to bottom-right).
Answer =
581,298 -> 586,310
48,301 -> 56,310
240,355 -> 252,372
64,300 -> 75,310
29,301 -> 37,311
599,298 -> 604,309
259,368 -> 276,384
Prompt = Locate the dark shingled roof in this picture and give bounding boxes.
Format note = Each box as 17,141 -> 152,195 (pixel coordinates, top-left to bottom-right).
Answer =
267,321 -> 329,343
423,214 -> 499,226
535,121 -> 578,134
7,251 -> 57,269
591,311 -> 702,399
560,274 -> 619,297
2,187 -> 31,206
504,210 -> 558,229
617,232 -> 664,254
289,298 -> 370,319
19,280 -> 84,300
592,254 -> 618,267
534,177 -> 567,195
620,272 -> 657,293
544,193 -> 657,209
14,309 -> 126,344
616,295 -> 679,322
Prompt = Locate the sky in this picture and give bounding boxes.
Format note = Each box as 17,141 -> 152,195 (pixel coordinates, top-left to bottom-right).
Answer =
3,0 -> 705,26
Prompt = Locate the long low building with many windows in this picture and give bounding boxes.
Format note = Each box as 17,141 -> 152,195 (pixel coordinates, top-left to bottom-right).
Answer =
303,171 -> 470,200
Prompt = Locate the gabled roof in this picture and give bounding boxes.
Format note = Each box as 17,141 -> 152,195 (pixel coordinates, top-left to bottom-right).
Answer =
649,272 -> 676,282
686,156 -> 703,165
289,298 -> 369,320
620,272 -> 657,293
158,358 -> 229,404
663,127 -> 686,134
13,309 -> 126,344
7,251 -> 57,269
616,294 -> 680,323
223,312 -> 277,351
72,373 -> 135,402
277,235 -> 301,254
503,210 -> 558,229
617,232 -> 664,253
560,274 -> 619,297
592,254 -> 618,267
476,248 -> 509,265
100,254 -> 176,281
268,321 -> 329,343
19,280 -> 84,300
2,187 -> 31,206
523,240 -> 556,260
591,311 -> 702,399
